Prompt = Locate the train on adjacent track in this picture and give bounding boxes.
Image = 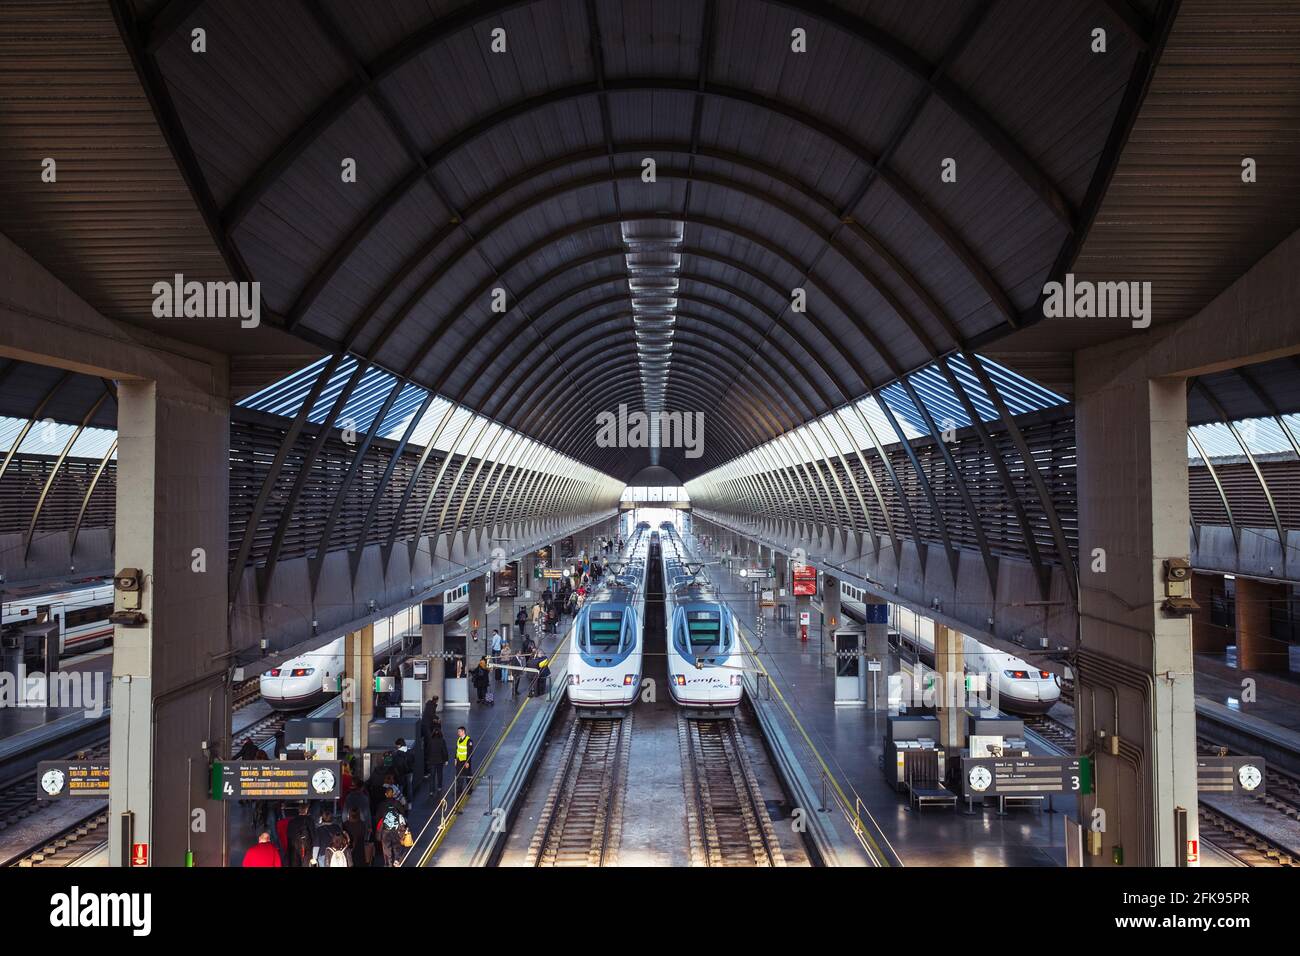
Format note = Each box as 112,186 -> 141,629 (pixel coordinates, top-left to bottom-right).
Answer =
259,581 -> 472,710
0,577 -> 115,663
839,583 -> 1061,715
565,523 -> 649,710
660,523 -> 744,712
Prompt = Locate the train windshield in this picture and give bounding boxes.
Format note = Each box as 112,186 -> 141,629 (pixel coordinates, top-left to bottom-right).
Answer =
686,612 -> 722,646
675,608 -> 731,656
584,610 -> 625,650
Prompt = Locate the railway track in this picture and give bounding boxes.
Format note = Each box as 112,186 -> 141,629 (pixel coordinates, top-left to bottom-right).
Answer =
1,677 -> 270,867
678,715 -> 784,867
526,715 -> 632,866
1025,711 -> 1296,867
8,811 -> 110,867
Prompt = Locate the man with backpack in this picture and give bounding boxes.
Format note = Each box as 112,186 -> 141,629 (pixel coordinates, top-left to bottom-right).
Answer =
392,738 -> 416,810
285,804 -> 314,868
375,786 -> 409,867
313,807 -> 345,866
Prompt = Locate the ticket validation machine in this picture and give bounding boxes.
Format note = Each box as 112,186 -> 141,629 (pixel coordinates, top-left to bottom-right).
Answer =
833,626 -> 867,704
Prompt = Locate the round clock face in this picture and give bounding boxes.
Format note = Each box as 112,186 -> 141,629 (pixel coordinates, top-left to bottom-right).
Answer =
311,768 -> 336,795
40,769 -> 66,796
968,766 -> 993,793
1237,764 -> 1263,792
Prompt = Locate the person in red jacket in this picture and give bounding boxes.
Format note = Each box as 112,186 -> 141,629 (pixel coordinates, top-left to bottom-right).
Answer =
242,830 -> 282,867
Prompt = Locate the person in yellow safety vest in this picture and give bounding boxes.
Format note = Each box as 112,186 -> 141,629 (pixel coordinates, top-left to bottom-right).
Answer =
453,727 -> 474,800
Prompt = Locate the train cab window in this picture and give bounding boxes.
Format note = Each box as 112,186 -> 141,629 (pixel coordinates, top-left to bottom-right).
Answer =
675,610 -> 730,655
586,612 -> 624,649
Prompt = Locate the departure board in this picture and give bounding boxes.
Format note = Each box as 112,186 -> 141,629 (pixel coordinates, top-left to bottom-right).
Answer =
212,760 -> 342,801
960,756 -> 1092,798
36,761 -> 110,799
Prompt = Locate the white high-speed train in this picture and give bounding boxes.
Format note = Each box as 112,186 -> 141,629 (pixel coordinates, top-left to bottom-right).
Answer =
840,583 -> 1061,715
1,577 -> 115,662
566,524 -> 648,709
660,523 -> 743,711
260,582 -> 473,710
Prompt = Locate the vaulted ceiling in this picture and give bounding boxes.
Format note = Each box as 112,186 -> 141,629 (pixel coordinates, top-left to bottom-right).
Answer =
6,0 -> 1180,479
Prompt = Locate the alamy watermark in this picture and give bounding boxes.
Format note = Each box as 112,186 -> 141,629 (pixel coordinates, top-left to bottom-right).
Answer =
595,404 -> 704,459
1041,273 -> 1151,329
151,274 -> 261,328
0,666 -> 106,717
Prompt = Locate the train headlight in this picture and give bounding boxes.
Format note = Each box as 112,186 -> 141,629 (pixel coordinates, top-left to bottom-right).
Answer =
674,675 -> 686,686
623,674 -> 634,686
1004,669 -> 1028,680
1039,670 -> 1051,680
292,668 -> 314,677
269,668 -> 281,677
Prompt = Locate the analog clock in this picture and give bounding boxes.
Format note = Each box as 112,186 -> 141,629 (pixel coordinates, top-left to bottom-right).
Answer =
40,768 -> 66,796
311,768 -> 337,795
1237,763 -> 1263,792
967,765 -> 993,793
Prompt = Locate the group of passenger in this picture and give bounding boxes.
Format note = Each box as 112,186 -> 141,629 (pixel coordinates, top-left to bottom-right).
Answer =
240,705 -> 476,868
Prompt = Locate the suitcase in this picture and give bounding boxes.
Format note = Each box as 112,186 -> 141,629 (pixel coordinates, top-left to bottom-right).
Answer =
485,691 -> 495,705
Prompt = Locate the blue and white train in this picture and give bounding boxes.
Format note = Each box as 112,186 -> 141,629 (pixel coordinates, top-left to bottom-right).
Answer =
565,524 -> 648,710
839,582 -> 1061,715
260,582 -> 474,710
660,523 -> 743,712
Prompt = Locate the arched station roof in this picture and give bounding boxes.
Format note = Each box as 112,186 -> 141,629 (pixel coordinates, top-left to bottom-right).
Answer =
103,0 -> 1167,480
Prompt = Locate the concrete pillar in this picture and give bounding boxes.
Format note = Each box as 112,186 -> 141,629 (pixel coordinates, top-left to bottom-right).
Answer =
1076,368 -> 1198,867
822,574 -> 842,630
521,550 -> 536,600
1235,577 -> 1289,672
863,598 -> 892,711
468,574 -> 487,658
108,378 -> 229,868
421,594 -> 445,706
1191,573 -> 1226,654
934,623 -> 965,752
774,551 -> 788,592
343,624 -> 375,748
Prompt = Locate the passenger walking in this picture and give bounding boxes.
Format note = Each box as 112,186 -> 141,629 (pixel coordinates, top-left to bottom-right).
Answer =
515,607 -> 528,634
285,804 -> 314,868
392,738 -> 415,810
490,628 -> 504,681
471,657 -> 492,704
490,629 -> 505,682
342,769 -> 372,834
428,718 -> 450,794
241,830 -> 282,867
343,807 -> 371,867
531,602 -> 542,630
374,787 -> 410,867
313,808 -> 345,866
453,727 -> 474,800
420,696 -> 440,777
324,832 -> 352,867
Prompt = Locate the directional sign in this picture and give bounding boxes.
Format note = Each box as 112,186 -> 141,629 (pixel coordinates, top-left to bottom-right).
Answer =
36,760 -> 110,799
212,760 -> 343,801
1197,756 -> 1266,796
959,756 -> 1092,799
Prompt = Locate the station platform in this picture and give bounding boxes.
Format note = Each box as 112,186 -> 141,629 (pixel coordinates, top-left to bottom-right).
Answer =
698,546 -> 1076,867
227,595 -> 574,866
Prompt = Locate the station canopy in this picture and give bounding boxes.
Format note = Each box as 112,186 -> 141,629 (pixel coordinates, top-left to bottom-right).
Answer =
2,0 -> 1200,481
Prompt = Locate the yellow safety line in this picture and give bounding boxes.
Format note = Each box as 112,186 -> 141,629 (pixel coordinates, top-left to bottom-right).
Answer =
737,623 -> 895,866
418,633 -> 571,866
